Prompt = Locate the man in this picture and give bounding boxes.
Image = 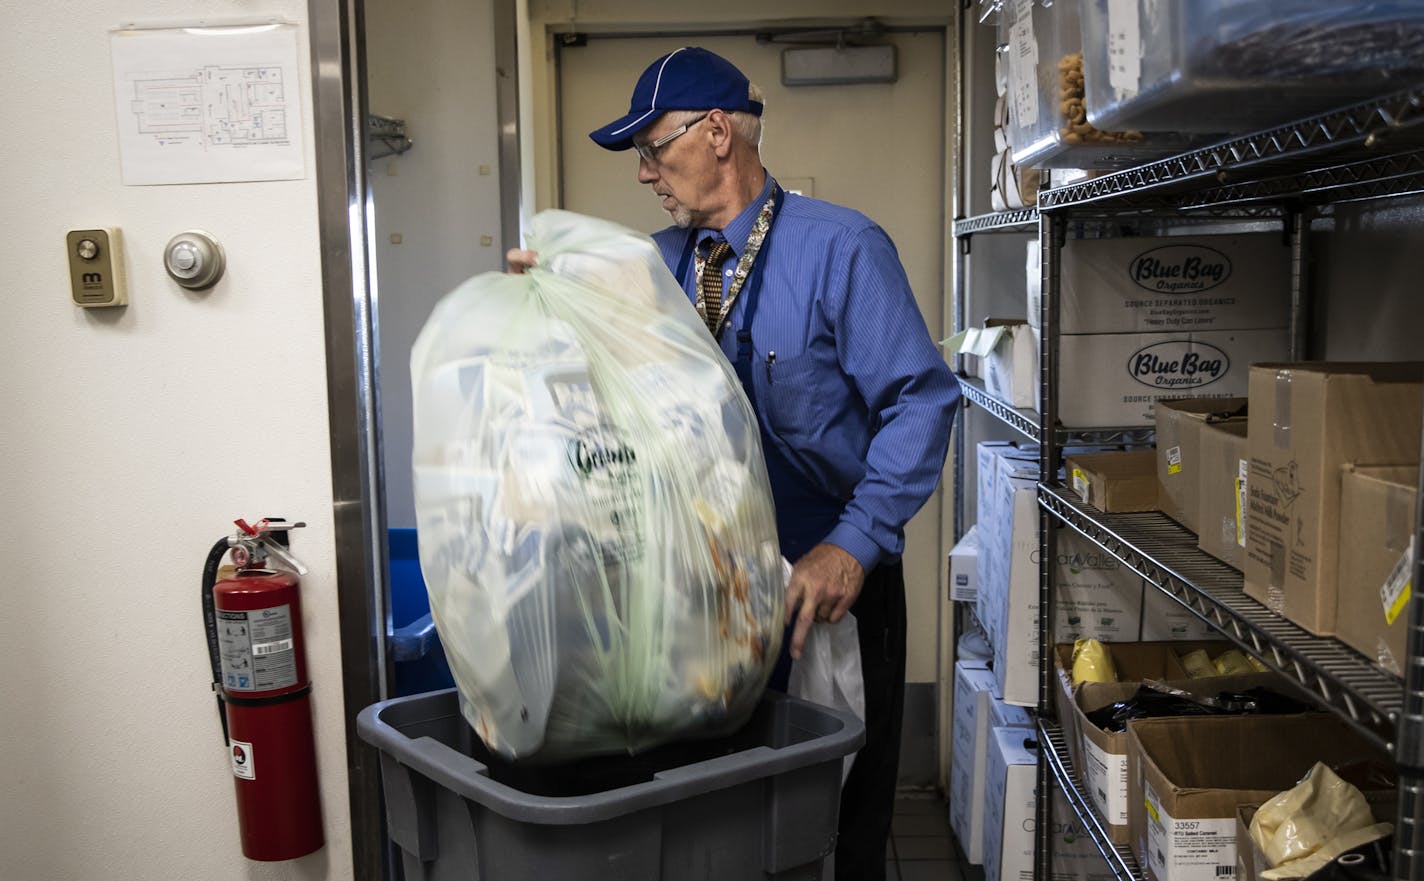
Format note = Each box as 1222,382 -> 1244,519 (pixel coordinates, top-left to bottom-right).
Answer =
514,47 -> 959,880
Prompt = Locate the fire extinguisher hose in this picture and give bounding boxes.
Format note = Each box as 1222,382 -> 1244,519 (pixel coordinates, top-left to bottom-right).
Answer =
201,536 -> 234,745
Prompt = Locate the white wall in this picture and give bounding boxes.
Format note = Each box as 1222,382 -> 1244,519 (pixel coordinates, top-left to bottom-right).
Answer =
367,0 -> 507,529
1316,199 -> 1424,359
0,3 -> 352,880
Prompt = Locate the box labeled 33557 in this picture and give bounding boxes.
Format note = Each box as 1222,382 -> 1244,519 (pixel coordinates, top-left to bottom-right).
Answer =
1128,714 -> 1383,881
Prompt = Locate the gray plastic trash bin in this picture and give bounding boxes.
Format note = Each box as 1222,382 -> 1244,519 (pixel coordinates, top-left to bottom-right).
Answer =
356,688 -> 864,881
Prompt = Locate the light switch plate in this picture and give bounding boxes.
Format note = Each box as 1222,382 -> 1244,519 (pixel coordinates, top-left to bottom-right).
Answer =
67,228 -> 127,307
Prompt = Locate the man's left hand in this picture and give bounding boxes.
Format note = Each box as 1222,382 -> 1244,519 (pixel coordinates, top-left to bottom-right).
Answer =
785,544 -> 865,660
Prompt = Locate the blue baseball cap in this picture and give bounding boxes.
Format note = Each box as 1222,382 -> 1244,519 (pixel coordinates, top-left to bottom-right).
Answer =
589,47 -> 763,151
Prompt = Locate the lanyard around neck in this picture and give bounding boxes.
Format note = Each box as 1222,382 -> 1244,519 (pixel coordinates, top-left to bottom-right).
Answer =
686,185 -> 783,339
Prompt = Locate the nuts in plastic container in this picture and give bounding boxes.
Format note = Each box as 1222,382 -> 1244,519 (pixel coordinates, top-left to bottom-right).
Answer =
1057,52 -> 1142,145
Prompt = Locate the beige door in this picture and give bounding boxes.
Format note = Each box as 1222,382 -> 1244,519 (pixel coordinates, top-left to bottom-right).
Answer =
556,31 -> 948,688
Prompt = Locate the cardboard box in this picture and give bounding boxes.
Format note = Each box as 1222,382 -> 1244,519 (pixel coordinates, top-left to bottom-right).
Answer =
1068,450 -> 1161,513
1059,331 -> 1284,428
1127,714 -> 1383,881
983,729 -> 1115,881
952,320 -> 1040,409
977,439 -> 1155,706
987,450 -> 1042,706
1234,806 -> 1269,881
1244,363 -> 1424,634
1027,239 -> 1042,329
1156,397 -> 1250,531
977,442 -> 1038,657
1055,531 -> 1146,643
976,441 -> 1032,536
987,470 -> 1148,707
1197,422 -> 1250,569
1048,788 -> 1124,881
1051,641 -> 1200,775
950,660 -> 998,864
974,443 -> 1014,661
1337,464 -> 1419,672
984,727 -> 1035,881
950,525 -> 981,603
1074,671 -> 1281,845
1061,235 -> 1291,335
1052,643 -> 1082,771
990,694 -> 1034,731
1140,587 -> 1218,641
950,323 -> 995,381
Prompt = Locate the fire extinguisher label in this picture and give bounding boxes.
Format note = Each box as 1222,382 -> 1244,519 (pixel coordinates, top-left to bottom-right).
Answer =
230,739 -> 256,780
217,604 -> 298,692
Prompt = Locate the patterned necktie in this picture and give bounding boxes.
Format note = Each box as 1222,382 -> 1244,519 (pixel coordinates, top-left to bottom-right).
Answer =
700,239 -> 734,337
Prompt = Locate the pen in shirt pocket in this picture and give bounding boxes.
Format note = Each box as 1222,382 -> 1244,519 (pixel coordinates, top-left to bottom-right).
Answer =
765,350 -> 776,384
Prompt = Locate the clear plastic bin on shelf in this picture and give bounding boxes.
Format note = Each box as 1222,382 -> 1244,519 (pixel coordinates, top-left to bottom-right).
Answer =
998,0 -> 1204,169
1080,0 -> 1424,134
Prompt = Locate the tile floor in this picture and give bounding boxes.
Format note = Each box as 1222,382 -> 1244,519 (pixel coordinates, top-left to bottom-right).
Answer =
887,792 -> 982,881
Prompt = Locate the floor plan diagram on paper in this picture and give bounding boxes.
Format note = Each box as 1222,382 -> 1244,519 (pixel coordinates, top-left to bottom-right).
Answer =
127,65 -> 289,148
111,24 -> 305,185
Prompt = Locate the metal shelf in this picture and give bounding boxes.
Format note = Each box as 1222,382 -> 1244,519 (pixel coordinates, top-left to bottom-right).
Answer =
1038,86 -> 1424,212
1039,720 -> 1144,881
953,208 -> 1039,237
1038,483 -> 1402,751
960,376 -> 1040,443
955,206 -> 1280,235
953,14 -> 1424,875
958,377 -> 1157,447
1176,150 -> 1424,210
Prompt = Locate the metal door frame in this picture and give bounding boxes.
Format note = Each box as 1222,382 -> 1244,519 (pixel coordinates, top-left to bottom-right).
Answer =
306,0 -> 521,878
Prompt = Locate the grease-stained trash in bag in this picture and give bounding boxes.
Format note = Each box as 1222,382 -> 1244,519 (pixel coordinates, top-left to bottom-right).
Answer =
410,209 -> 784,762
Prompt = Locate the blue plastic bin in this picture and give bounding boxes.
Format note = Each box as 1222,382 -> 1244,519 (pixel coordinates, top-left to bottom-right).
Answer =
388,528 -> 455,696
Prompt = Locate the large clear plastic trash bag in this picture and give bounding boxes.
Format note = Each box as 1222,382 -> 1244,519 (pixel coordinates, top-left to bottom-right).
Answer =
410,209 -> 784,763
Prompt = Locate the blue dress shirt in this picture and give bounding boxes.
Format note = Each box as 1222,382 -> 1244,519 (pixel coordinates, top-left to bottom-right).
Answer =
653,173 -> 962,572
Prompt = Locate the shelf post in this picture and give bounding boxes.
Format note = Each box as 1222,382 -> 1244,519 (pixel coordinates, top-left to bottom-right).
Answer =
1035,209 -> 1066,881
1287,207 -> 1313,360
953,235 -> 969,540
1394,406 -> 1424,881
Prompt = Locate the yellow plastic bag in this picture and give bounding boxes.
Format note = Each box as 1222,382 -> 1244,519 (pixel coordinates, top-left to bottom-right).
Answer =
1179,649 -> 1214,678
1212,649 -> 1257,676
1249,762 -> 1388,879
1071,638 -> 1116,685
411,210 -> 783,761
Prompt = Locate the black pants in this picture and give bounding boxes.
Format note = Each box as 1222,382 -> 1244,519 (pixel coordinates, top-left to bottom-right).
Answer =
835,562 -> 906,881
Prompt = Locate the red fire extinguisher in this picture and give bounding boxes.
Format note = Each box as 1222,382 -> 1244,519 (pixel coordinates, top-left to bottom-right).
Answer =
201,518 -> 324,861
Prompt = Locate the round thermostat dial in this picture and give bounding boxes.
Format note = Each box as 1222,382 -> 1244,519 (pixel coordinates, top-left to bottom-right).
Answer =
164,230 -> 225,290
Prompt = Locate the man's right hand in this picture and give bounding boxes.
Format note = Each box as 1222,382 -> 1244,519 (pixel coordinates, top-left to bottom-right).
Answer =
784,543 -> 865,660
506,249 -> 538,274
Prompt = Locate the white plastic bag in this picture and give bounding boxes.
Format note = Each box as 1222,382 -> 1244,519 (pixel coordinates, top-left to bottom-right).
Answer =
1250,761 -> 1392,880
410,209 -> 784,762
788,599 -> 864,784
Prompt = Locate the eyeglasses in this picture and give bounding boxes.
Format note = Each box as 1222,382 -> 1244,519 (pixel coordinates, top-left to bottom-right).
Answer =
633,113 -> 709,163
